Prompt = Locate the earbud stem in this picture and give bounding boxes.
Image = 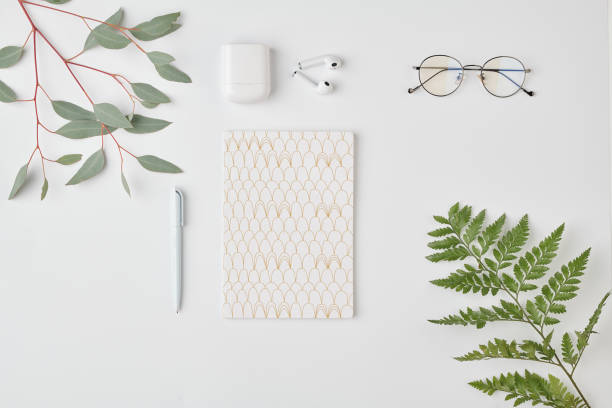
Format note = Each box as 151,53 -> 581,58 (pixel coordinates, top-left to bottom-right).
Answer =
293,70 -> 317,86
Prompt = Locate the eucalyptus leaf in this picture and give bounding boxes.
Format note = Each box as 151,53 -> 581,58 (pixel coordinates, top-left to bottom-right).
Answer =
92,24 -> 130,50
83,9 -> 124,51
0,80 -> 17,103
66,149 -> 105,185
52,100 -> 96,121
0,46 -> 23,68
147,51 -> 175,65
40,178 -> 48,200
121,172 -> 131,197
8,164 -> 28,199
131,13 -> 181,41
164,23 -> 181,36
56,120 -> 116,139
155,64 -> 192,83
125,115 -> 171,134
56,154 -> 83,165
130,82 -> 170,103
93,103 -> 133,128
137,155 -> 182,173
140,101 -> 159,109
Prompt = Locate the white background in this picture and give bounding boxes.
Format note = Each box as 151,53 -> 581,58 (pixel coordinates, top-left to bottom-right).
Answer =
1,0 -> 611,407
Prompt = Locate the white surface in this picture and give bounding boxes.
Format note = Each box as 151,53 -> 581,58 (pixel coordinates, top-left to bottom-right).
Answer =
0,0 -> 611,406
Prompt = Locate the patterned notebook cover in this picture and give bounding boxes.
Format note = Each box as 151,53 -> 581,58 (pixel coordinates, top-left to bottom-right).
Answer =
223,131 -> 354,319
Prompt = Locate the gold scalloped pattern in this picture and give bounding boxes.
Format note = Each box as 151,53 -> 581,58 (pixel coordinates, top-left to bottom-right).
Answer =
223,131 -> 354,319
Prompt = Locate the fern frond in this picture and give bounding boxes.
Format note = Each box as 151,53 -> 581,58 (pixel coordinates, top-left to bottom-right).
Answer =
427,226 -> 454,237
572,292 -> 610,371
484,215 -> 529,271
456,338 -> 555,363
463,209 -> 485,244
427,236 -> 461,250
429,300 -> 524,329
533,249 -> 591,329
433,215 -> 450,225
431,269 -> 501,296
425,246 -> 469,263
561,333 -> 578,365
469,370 -> 581,407
513,224 -> 564,294
475,213 -> 506,255
448,203 -> 472,233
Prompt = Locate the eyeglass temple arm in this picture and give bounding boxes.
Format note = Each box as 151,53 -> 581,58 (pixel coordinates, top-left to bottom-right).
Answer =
408,66 -> 454,94
484,68 -> 535,96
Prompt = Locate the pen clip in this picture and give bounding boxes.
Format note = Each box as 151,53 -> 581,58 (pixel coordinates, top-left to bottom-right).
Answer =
174,188 -> 184,227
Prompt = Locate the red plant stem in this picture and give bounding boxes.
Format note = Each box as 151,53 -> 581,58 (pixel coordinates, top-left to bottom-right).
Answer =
17,0 -> 137,163
68,61 -> 137,114
21,0 -> 147,55
22,28 -> 33,48
21,0 -> 137,31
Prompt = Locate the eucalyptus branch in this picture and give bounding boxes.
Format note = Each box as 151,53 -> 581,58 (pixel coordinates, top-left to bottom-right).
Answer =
2,0 -> 191,199
426,203 -> 609,408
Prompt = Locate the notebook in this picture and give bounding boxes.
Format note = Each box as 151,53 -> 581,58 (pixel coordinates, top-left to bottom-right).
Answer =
223,130 -> 354,319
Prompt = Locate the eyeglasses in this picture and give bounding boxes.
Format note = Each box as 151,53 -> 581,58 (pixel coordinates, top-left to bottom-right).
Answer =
408,55 -> 534,97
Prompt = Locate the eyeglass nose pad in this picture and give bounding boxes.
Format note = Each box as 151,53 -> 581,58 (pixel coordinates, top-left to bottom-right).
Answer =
455,72 -> 463,84
479,74 -> 486,83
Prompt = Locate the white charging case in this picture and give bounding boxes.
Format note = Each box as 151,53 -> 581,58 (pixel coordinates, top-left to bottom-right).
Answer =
222,43 -> 271,103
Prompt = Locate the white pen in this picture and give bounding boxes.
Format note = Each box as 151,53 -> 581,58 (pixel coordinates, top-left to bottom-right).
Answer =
172,188 -> 184,314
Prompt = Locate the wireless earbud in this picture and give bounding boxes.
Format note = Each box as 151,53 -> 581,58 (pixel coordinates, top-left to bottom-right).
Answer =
292,70 -> 334,94
298,55 -> 343,70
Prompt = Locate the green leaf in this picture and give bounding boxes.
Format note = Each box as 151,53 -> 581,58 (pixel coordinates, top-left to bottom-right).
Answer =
449,204 -> 472,233
140,100 -> 159,109
534,249 -> 591,328
83,8 -> 124,51
121,172 -> 131,197
131,13 -> 181,41
147,51 -> 175,65
66,149 -> 105,185
93,103 -> 133,128
155,63 -> 191,83
8,164 -> 28,200
427,236 -> 461,250
513,224 -> 564,295
40,178 -> 48,200
91,15 -> 130,50
576,292 -> 609,353
455,338 -> 554,363
477,214 -> 506,254
427,227 -> 454,237
491,215 -> 529,271
42,0 -> 71,3
137,155 -> 182,173
425,246 -> 469,263
431,269 -> 501,296
463,210 -> 485,244
0,80 -> 17,102
429,301 -> 524,329
469,371 -> 581,407
56,120 -> 116,139
0,46 -> 23,68
561,333 -> 578,365
51,100 -> 96,121
130,82 -> 170,104
56,154 -> 82,165
125,114 -> 171,134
